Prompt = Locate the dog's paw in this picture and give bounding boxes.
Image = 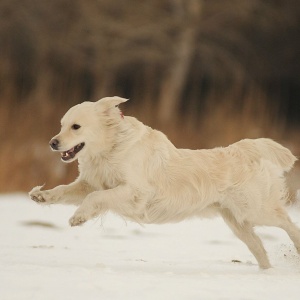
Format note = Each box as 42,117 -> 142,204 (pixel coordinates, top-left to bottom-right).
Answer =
69,214 -> 87,227
29,185 -> 46,203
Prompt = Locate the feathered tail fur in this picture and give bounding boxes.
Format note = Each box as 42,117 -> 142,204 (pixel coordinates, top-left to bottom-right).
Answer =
236,138 -> 297,172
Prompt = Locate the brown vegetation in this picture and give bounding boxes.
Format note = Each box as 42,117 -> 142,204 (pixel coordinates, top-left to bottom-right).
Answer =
0,0 -> 299,192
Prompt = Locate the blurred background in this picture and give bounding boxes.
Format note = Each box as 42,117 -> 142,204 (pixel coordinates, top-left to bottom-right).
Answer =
0,0 -> 299,192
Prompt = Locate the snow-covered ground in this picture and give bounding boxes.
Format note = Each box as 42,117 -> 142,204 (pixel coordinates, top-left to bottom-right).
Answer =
1,194 -> 300,300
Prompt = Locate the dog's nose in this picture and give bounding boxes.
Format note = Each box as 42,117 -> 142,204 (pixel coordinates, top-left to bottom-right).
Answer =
49,139 -> 59,150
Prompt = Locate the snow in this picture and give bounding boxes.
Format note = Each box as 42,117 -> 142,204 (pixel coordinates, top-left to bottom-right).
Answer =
1,194 -> 300,300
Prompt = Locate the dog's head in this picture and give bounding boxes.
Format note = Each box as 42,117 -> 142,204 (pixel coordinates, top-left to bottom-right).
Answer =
49,96 -> 128,163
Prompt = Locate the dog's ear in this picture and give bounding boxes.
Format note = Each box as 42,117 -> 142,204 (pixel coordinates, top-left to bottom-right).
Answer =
95,96 -> 128,120
96,96 -> 128,112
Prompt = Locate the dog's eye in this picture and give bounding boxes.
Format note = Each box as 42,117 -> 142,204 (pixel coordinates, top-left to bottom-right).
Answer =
71,124 -> 81,130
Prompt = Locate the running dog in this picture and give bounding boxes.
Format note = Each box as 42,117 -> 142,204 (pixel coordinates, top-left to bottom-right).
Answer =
29,96 -> 300,269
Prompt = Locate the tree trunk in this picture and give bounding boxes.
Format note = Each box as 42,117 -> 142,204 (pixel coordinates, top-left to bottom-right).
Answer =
158,0 -> 202,124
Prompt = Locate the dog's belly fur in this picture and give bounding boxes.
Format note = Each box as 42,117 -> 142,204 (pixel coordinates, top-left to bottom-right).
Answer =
141,201 -> 220,224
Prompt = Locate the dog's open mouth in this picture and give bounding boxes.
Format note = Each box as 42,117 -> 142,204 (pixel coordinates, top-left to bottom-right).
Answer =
61,143 -> 85,161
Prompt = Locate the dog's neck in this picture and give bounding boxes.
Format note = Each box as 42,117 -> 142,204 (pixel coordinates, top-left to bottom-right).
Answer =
79,116 -> 148,165
108,116 -> 147,156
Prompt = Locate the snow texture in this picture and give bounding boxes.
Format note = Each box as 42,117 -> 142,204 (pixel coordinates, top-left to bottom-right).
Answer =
1,194 -> 300,300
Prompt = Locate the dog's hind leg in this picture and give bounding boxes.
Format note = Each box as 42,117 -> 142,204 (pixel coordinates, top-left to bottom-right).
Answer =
263,207 -> 300,254
280,221 -> 300,254
221,209 -> 271,269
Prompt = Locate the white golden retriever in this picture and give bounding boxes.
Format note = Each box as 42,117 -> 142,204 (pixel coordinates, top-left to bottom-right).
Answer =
29,96 -> 300,269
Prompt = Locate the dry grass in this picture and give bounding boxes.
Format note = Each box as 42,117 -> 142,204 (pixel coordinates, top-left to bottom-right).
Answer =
0,99 -> 77,192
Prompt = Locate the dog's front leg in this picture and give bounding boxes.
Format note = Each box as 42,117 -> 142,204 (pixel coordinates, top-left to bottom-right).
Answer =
69,185 -> 135,226
29,180 -> 95,206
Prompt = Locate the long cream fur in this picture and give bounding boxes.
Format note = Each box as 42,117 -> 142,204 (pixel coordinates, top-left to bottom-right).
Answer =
29,96 -> 300,269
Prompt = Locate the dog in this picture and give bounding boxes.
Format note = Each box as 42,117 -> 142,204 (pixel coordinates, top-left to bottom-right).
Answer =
29,96 -> 300,269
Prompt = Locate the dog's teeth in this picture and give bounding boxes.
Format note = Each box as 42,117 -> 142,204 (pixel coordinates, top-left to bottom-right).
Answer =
61,152 -> 68,158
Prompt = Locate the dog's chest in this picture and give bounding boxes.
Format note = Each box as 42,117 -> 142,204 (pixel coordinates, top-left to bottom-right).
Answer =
79,159 -> 124,189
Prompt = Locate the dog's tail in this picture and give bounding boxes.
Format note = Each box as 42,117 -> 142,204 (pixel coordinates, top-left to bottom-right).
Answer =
236,138 -> 297,172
